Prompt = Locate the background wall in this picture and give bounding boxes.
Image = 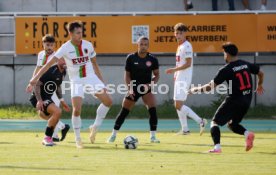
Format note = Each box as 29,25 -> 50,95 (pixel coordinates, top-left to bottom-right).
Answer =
1,55 -> 275,106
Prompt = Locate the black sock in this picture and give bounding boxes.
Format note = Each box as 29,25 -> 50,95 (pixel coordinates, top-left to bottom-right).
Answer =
148,107 -> 158,131
210,126 -> 220,145
45,126 -> 54,137
114,108 -> 129,130
227,123 -> 246,135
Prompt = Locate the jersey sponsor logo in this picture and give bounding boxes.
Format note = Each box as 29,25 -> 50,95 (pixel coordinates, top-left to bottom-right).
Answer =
72,56 -> 89,65
69,51 -> 75,54
232,64 -> 248,72
84,48 -> 88,54
146,61 -> 152,67
134,62 -> 139,65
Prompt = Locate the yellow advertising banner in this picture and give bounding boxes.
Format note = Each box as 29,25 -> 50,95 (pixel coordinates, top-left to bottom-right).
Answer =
15,14 -> 274,55
257,14 -> 276,52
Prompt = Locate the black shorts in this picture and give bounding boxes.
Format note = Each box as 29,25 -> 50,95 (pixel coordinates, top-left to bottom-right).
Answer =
125,86 -> 151,102
29,95 -> 54,116
213,97 -> 251,126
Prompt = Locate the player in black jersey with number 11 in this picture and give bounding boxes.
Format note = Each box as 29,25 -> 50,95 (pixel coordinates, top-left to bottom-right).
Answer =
189,42 -> 264,153
107,36 -> 160,143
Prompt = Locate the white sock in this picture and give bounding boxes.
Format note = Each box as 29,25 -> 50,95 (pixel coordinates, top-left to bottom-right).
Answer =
57,121 -> 65,130
176,109 -> 189,131
52,126 -> 59,138
93,103 -> 110,128
72,116 -> 81,141
112,129 -> 118,136
181,105 -> 202,124
150,131 -> 156,138
244,130 -> 249,139
214,144 -> 221,150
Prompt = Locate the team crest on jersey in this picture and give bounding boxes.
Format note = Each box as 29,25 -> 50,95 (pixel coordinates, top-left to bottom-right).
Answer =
146,61 -> 152,67
84,48 -> 88,54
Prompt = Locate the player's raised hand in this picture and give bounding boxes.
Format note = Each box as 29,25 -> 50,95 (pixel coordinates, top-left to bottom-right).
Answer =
255,85 -> 264,95
26,84 -> 33,93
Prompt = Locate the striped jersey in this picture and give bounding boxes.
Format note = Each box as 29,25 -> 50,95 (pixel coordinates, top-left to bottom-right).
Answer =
54,40 -> 96,82
37,50 -> 55,66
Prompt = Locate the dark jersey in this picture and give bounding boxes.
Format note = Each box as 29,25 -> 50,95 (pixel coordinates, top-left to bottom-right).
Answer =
125,52 -> 159,85
213,59 -> 260,99
33,65 -> 66,99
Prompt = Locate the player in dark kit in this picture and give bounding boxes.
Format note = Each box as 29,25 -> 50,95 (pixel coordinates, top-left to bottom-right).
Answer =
30,58 -> 71,146
189,42 -> 264,153
107,36 -> 161,143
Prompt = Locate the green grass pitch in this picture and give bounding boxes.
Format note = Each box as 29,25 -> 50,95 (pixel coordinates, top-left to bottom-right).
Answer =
0,131 -> 275,175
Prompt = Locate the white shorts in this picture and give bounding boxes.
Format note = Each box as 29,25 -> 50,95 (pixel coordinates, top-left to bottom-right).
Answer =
173,80 -> 191,101
70,75 -> 105,98
51,92 -> 60,107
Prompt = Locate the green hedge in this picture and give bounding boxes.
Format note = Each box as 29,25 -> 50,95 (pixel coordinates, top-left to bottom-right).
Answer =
0,104 -> 275,119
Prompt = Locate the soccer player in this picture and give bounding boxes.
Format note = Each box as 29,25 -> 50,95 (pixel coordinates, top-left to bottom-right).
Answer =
165,23 -> 207,135
189,42 -> 264,153
107,36 -> 160,143
30,58 -> 70,146
26,34 -> 70,142
29,21 -> 112,148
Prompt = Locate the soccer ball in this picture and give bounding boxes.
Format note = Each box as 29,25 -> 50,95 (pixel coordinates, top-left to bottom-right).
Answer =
123,135 -> 138,149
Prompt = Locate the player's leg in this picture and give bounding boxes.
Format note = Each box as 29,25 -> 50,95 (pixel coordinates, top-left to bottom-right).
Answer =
227,0 -> 235,10
211,0 -> 218,11
174,81 -> 207,135
173,81 -> 190,134
42,103 -> 62,146
38,110 -> 51,120
208,99 -> 232,153
107,97 -> 136,143
51,92 -> 70,142
89,88 -> 113,143
71,96 -> 83,148
71,82 -> 84,148
142,92 -> 160,143
174,100 -> 189,134
227,102 -> 254,151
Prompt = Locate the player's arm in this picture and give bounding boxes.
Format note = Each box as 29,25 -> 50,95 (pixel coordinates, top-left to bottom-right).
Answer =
165,57 -> 192,74
56,85 -> 70,112
33,80 -> 44,111
256,70 -> 264,95
26,66 -> 42,93
152,69 -> 160,84
32,66 -> 42,77
125,70 -> 135,100
29,57 -> 57,86
91,56 -> 104,83
189,80 -> 217,94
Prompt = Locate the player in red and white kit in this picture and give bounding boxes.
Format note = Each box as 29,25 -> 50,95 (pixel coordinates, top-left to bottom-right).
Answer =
165,23 -> 207,135
29,21 -> 112,148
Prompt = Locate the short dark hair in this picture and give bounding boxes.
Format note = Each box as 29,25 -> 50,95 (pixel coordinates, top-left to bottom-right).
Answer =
137,36 -> 149,43
42,34 -> 55,43
222,42 -> 238,56
67,20 -> 83,33
174,23 -> 187,32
